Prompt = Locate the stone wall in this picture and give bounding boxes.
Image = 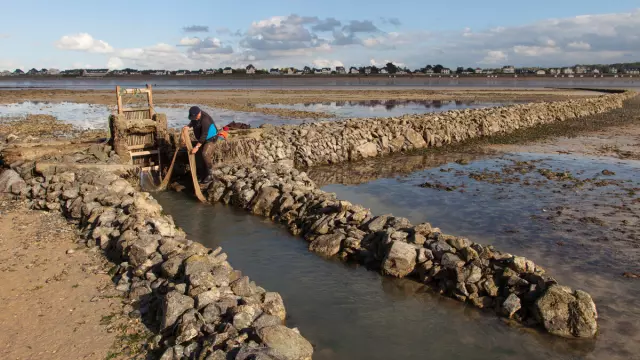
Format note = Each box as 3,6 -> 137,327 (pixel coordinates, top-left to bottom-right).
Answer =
209,91 -> 634,168
206,162 -> 599,338
0,168 -> 314,360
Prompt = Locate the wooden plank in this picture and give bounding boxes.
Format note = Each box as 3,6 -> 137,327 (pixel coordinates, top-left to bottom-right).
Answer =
127,144 -> 152,150
146,84 -> 155,118
121,107 -> 152,113
141,166 -> 160,171
130,150 -> 159,156
121,88 -> 151,94
181,127 -> 207,202
116,85 -> 123,114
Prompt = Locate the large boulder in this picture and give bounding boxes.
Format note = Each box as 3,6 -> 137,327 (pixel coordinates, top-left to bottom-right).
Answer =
381,240 -> 417,278
534,285 -> 598,338
161,291 -> 195,330
0,170 -> 26,194
251,186 -> 281,217
308,233 -> 344,257
257,325 -> 313,360
354,142 -> 378,159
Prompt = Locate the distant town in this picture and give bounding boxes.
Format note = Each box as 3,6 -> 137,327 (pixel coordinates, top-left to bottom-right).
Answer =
2,62 -> 640,78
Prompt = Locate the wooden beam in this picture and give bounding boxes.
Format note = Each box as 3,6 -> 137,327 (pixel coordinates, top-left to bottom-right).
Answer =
116,85 -> 123,114
146,84 -> 155,118
121,107 -> 152,113
130,150 -> 159,156
120,88 -> 151,94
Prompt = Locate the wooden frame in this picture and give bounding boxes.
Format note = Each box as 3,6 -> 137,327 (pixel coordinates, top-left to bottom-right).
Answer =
114,84 -> 161,171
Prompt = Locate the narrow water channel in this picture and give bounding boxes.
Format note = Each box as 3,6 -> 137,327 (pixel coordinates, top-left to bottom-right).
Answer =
154,186 -> 626,360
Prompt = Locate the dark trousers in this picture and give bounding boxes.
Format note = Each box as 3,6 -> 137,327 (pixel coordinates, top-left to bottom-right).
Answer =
200,140 -> 216,175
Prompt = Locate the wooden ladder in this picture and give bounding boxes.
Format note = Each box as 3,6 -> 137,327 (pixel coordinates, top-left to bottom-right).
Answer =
115,84 -> 161,172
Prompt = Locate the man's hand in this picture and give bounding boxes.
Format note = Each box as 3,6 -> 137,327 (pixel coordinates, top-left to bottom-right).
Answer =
191,144 -> 200,154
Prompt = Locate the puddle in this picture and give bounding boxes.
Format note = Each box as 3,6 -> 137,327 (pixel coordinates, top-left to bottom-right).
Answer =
314,152 -> 640,360
257,100 -> 528,118
0,101 -> 293,130
155,191 -> 618,360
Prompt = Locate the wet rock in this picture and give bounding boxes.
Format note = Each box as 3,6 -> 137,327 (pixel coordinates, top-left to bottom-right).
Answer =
417,248 -> 434,264
161,291 -> 195,330
235,345 -> 282,360
251,186 -> 281,216
308,233 -> 345,257
464,265 -> 483,284
355,142 -> 378,158
257,325 -> 314,360
233,305 -> 261,330
502,294 -> 521,318
184,255 -> 215,277
382,240 -> 417,278
365,215 -> 389,232
253,313 -> 283,330
262,292 -> 286,321
535,285 -> 598,338
441,253 -> 464,269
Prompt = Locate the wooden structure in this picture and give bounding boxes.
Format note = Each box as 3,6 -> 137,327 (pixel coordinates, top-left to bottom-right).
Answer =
109,84 -> 169,172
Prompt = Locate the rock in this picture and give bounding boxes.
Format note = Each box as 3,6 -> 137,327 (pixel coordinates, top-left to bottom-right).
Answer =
483,277 -> 499,297
381,240 -> 417,278
464,265 -> 482,284
253,314 -> 283,329
66,249 -> 75,255
460,247 -> 478,262
446,237 -> 471,251
365,215 -> 389,232
257,325 -> 314,360
0,170 -> 26,194
417,248 -> 434,264
128,235 -> 160,266
251,186 -> 281,217
196,289 -> 221,309
355,142 -> 378,158
184,255 -> 215,277
308,233 -> 344,257
262,292 -> 286,321
132,192 -> 163,216
161,256 -> 185,278
502,294 -> 521,318
441,253 -> 464,269
233,305 -> 260,330
202,303 -> 222,324
405,128 -> 427,148
58,172 -> 76,183
409,232 -> 426,245
205,350 -> 227,360
231,276 -> 255,297
161,291 -> 195,330
535,285 -> 598,338
235,346 -> 281,360
509,256 -> 528,273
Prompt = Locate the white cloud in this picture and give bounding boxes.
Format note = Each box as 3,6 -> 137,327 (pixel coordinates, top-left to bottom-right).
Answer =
55,33 -> 114,53
71,62 -> 94,69
0,34 -> 9,39
312,59 -> 343,68
178,37 -> 201,46
107,57 -> 124,69
513,45 -> 560,56
567,41 -> 591,50
478,50 -> 508,64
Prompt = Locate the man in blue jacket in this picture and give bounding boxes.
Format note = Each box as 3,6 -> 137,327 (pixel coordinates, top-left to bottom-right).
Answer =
184,106 -> 218,183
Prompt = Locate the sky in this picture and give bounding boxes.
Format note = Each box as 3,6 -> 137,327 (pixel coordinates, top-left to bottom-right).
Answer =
1,0 -> 639,71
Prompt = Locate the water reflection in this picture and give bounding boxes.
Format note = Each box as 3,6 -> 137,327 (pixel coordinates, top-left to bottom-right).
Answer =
258,99 -> 529,118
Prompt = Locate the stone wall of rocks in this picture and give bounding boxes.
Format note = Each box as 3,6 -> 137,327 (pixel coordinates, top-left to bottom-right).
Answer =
210,91 -> 634,168
206,163 -> 599,338
0,168 -> 314,360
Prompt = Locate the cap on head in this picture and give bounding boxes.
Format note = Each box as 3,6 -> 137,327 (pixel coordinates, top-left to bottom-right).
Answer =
188,106 -> 201,120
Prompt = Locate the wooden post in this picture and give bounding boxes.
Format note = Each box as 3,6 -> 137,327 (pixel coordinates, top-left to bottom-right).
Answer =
146,84 -> 154,118
115,86 -> 123,114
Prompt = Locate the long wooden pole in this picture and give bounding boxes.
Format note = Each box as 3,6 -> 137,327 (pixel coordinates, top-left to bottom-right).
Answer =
157,135 -> 181,191
181,128 -> 207,202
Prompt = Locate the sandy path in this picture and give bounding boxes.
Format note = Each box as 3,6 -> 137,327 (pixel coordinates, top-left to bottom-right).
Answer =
0,198 -> 146,360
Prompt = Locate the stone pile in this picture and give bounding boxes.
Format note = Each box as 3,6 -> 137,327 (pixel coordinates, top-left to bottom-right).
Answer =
0,168 -> 314,360
206,162 -> 599,338
211,91 -> 634,168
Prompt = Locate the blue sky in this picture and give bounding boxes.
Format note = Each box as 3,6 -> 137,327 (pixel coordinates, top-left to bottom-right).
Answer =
1,0 -> 639,70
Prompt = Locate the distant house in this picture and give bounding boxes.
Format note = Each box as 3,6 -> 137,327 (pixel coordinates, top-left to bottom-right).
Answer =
536,69 -> 546,75
502,66 -> 515,74
82,69 -> 109,77
313,68 -> 322,74
474,68 -> 483,74
425,68 -> 434,75
128,70 -> 141,75
222,67 -> 233,74
246,65 -> 256,74
287,68 -> 296,75
625,69 -> 640,75
364,67 -> 372,75
441,68 -> 451,75
574,66 -> 587,74
46,68 -> 60,75
153,70 -> 168,75
321,67 -> 331,74
349,67 -> 359,74
269,68 -> 280,75
608,67 -> 618,74
562,67 -> 574,74
549,69 -> 560,75
397,70 -> 407,75
0,70 -> 11,76
379,68 -> 388,74
336,66 -> 346,74
175,70 -> 186,76
592,69 -> 601,74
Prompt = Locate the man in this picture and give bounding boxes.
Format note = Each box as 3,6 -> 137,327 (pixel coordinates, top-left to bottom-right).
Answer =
183,106 -> 218,183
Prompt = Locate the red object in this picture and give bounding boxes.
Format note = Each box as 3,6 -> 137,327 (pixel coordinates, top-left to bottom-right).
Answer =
223,126 -> 229,131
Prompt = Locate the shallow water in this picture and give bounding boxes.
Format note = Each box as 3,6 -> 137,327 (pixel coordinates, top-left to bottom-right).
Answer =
258,100 -> 525,118
318,152 -> 640,360
0,101 -> 289,129
154,151 -> 640,360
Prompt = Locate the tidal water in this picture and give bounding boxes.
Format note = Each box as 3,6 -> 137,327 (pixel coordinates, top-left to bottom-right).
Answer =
257,100 -> 525,118
154,151 -> 640,360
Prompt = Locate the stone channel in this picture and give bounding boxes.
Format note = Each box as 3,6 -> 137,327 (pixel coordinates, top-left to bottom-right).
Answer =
0,90 -> 635,359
